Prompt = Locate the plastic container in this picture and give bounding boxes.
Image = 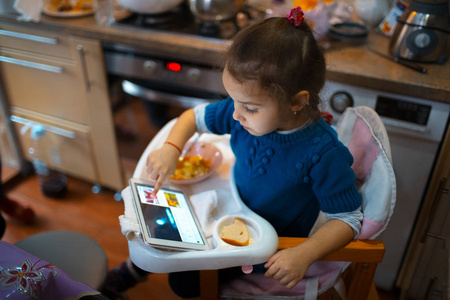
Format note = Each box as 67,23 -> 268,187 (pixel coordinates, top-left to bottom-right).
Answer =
29,124 -> 67,198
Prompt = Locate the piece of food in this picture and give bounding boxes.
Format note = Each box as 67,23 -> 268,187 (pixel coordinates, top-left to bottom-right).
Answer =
220,218 -> 249,246
170,155 -> 211,180
50,0 -> 93,12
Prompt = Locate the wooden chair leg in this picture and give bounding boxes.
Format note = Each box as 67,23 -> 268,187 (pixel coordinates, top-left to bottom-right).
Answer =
368,281 -> 380,300
199,270 -> 219,300
347,262 -> 378,300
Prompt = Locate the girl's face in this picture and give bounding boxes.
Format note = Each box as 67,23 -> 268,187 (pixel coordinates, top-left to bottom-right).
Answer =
222,68 -> 295,136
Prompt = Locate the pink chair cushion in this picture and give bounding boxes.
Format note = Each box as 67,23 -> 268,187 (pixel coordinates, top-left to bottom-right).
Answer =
221,261 -> 346,297
349,118 -> 379,182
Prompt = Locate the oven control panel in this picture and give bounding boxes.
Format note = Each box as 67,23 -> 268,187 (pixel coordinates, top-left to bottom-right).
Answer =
321,81 -> 450,142
103,44 -> 228,96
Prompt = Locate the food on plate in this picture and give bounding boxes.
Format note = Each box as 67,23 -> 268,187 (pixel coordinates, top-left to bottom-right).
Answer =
220,218 -> 249,246
169,155 -> 211,180
49,0 -> 93,12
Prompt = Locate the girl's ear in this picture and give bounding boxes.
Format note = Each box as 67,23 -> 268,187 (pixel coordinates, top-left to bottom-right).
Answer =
291,91 -> 310,112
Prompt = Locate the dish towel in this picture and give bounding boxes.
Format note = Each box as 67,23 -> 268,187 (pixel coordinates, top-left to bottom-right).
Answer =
119,187 -> 218,241
14,0 -> 43,22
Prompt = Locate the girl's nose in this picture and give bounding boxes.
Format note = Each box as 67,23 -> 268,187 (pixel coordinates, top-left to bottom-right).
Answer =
233,109 -> 242,121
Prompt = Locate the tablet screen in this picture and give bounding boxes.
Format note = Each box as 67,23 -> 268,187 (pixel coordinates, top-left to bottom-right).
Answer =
132,181 -> 207,249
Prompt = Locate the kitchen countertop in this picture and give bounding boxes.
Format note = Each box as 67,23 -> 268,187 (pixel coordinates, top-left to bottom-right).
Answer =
1,12 -> 449,103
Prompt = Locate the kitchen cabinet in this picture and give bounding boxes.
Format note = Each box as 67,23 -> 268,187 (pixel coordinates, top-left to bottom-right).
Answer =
0,79 -> 23,170
398,127 -> 450,300
0,24 -> 124,191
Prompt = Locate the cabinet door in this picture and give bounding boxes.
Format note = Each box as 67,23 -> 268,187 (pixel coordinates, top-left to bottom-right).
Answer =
69,37 -> 125,191
404,172 -> 450,300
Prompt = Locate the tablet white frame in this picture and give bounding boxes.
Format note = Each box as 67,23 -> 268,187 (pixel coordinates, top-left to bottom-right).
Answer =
129,178 -> 210,251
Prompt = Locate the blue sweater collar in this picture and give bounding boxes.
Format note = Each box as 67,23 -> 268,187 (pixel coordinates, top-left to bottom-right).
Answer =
258,119 -> 327,144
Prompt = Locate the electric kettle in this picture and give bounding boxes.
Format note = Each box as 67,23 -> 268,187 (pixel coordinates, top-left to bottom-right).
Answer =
389,0 -> 450,64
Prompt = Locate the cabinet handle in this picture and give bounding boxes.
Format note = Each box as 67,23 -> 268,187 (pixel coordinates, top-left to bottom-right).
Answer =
423,277 -> 437,299
77,45 -> 90,92
0,29 -> 59,44
10,115 -> 76,139
420,177 -> 449,247
0,56 -> 63,73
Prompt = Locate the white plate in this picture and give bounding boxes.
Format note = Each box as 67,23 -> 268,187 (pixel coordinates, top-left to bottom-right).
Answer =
42,3 -> 94,18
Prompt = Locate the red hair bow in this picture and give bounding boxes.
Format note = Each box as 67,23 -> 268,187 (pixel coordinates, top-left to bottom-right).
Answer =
286,6 -> 304,28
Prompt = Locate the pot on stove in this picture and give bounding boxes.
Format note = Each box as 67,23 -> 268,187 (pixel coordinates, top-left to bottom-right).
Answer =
189,0 -> 243,24
116,0 -> 184,14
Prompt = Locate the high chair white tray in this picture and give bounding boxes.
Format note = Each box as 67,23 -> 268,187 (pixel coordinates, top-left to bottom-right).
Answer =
121,119 -> 279,273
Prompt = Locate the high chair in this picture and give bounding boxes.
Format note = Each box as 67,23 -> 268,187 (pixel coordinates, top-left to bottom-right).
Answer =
194,106 -> 397,300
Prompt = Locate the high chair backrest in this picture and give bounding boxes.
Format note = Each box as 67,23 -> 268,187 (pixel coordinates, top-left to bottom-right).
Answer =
336,106 -> 396,240
215,106 -> 396,300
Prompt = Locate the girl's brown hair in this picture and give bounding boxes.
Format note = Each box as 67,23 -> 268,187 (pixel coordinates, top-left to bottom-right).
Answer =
225,17 -> 326,119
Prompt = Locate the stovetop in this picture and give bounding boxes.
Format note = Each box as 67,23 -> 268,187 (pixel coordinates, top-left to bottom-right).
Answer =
113,3 -> 241,40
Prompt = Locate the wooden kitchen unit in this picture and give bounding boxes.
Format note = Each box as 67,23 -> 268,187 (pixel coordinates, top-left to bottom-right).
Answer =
0,23 -> 124,192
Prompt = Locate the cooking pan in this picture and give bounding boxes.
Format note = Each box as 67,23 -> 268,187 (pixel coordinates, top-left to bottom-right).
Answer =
189,0 -> 243,24
116,0 -> 184,14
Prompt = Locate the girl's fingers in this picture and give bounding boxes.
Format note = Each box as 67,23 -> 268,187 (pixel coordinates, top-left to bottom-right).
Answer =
277,274 -> 292,286
153,175 -> 163,194
285,279 -> 299,289
264,263 -> 279,278
272,270 -> 287,281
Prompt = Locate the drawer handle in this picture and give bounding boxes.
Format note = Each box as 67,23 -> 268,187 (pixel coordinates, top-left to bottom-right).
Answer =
0,29 -> 58,44
10,115 -> 76,139
0,56 -> 63,73
77,45 -> 90,92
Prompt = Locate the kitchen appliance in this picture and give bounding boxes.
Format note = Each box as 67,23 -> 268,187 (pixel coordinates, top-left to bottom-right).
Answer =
189,0 -> 243,25
116,0 -> 184,14
112,2 -> 245,38
389,0 -> 450,64
321,81 -> 450,290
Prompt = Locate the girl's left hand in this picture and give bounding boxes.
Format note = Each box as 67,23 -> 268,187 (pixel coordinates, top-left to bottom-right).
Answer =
264,247 -> 313,289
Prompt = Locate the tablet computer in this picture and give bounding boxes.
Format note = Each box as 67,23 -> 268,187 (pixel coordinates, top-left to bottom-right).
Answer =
129,178 -> 210,251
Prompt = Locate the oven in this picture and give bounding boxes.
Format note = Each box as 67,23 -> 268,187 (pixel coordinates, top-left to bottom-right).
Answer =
103,42 -> 227,107
321,80 -> 450,291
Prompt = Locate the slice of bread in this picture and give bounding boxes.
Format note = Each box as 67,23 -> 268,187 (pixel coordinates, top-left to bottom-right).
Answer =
220,218 -> 249,246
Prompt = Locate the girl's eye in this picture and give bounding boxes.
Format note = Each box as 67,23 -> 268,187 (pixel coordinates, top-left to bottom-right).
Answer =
244,106 -> 258,114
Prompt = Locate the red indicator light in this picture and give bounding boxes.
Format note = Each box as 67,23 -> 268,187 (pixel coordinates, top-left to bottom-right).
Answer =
166,62 -> 181,72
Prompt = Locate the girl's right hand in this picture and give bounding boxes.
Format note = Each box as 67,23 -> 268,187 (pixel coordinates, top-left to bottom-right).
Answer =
145,143 -> 181,193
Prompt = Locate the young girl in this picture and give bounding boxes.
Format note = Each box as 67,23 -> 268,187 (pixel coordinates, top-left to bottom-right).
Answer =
146,6 -> 362,296
103,7 -> 362,299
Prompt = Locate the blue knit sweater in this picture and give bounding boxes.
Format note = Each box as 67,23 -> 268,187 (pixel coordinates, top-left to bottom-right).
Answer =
204,98 -> 361,237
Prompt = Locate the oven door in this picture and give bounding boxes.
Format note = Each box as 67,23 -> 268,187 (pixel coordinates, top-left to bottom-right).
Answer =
121,79 -> 221,109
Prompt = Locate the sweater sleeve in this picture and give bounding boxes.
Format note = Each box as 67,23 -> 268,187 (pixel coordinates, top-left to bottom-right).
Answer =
310,144 -> 361,214
204,98 -> 236,135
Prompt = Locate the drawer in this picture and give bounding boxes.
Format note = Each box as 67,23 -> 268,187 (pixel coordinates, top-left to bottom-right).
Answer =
0,48 -> 88,124
11,111 -> 97,183
0,24 -> 71,59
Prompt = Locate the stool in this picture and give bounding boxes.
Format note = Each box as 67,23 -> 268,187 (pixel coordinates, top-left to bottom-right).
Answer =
15,230 -> 108,290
